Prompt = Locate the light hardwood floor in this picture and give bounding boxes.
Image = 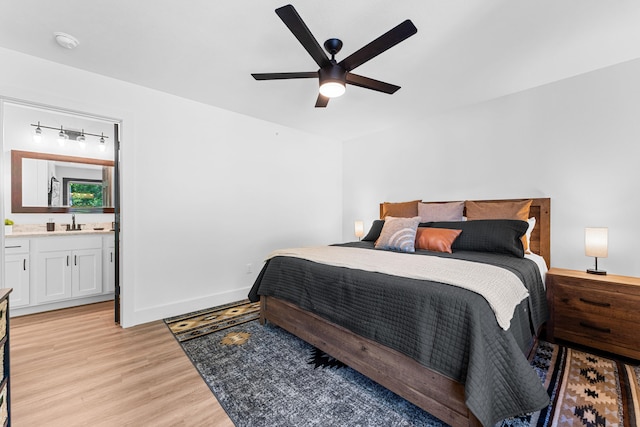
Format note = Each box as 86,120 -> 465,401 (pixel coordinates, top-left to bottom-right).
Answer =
10,302 -> 234,427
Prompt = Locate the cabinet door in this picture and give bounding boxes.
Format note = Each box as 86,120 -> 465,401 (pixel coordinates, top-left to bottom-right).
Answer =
72,248 -> 103,297
4,254 -> 30,308
103,245 -> 115,293
35,250 -> 72,303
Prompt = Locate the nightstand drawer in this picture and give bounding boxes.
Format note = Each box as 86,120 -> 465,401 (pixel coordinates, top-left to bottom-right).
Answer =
554,312 -> 640,348
552,281 -> 640,323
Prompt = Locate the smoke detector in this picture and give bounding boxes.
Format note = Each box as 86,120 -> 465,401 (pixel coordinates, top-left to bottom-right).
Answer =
54,32 -> 80,49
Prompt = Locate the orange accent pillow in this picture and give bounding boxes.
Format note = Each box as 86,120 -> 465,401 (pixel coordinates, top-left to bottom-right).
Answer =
465,199 -> 532,221
381,200 -> 420,219
415,228 -> 462,253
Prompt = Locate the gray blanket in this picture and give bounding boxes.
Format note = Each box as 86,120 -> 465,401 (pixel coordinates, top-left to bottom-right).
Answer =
248,242 -> 550,426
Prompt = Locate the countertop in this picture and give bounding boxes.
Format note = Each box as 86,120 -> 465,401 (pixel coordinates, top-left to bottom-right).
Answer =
6,229 -> 114,238
5,222 -> 114,238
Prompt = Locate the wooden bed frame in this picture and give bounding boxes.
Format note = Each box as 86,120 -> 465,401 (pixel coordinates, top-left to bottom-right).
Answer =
260,198 -> 550,427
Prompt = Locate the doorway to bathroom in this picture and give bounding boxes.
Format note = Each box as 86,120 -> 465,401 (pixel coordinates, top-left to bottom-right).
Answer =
1,99 -> 122,323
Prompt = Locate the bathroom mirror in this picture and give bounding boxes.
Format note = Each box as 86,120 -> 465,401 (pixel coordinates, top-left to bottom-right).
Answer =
11,150 -> 115,213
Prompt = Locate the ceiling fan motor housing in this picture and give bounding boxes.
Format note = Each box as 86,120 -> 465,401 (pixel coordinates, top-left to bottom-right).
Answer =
319,64 -> 347,86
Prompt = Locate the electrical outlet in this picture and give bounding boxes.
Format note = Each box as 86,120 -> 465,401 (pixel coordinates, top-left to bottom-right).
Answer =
246,263 -> 253,274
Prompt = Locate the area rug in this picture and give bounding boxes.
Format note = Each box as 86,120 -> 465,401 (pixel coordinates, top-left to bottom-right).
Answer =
167,302 -> 640,426
164,299 -> 260,342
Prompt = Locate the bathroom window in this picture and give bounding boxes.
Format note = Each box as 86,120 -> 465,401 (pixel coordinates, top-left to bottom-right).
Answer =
64,179 -> 104,207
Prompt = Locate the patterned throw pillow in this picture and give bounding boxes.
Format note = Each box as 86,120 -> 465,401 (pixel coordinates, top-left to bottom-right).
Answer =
375,216 -> 421,253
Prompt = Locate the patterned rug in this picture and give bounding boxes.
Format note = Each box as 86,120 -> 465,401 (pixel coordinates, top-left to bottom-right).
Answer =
164,299 -> 260,342
506,341 -> 640,426
167,301 -> 640,426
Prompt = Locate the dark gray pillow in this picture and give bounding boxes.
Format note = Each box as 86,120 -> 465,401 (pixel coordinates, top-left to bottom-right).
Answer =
422,219 -> 528,257
362,220 -> 385,242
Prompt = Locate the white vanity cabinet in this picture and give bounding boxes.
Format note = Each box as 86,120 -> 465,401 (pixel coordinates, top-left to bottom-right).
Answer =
3,239 -> 30,308
33,236 -> 103,304
5,231 -> 115,316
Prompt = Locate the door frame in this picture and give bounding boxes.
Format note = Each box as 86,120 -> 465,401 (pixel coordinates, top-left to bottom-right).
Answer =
0,97 -> 123,323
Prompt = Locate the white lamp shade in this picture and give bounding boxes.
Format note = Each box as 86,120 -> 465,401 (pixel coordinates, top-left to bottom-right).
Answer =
354,220 -> 365,238
585,227 -> 608,258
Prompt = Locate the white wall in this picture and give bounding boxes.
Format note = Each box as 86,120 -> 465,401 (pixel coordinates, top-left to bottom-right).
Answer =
4,44 -> 638,326
0,47 -> 343,327
2,101 -> 115,224
343,58 -> 640,277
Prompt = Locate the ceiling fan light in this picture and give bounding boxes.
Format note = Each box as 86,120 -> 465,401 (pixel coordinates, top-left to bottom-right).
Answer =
319,81 -> 346,98
319,65 -> 347,98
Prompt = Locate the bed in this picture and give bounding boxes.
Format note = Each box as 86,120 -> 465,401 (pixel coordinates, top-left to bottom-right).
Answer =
248,198 -> 551,427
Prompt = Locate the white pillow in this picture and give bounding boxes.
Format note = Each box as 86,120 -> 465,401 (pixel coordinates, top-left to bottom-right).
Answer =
525,217 -> 536,254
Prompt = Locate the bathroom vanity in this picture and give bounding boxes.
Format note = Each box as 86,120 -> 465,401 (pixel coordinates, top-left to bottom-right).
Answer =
4,229 -> 115,316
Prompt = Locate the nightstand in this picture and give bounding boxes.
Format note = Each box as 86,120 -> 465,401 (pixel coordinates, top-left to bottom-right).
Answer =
546,268 -> 640,360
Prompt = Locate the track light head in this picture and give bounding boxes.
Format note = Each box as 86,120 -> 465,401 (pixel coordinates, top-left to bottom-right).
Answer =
33,121 -> 43,143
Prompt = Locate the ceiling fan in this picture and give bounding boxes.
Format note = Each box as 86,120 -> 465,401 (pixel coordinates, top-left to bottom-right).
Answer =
251,4 -> 418,108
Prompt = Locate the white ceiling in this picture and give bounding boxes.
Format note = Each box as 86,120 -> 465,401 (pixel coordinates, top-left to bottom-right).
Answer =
1,0 -> 640,142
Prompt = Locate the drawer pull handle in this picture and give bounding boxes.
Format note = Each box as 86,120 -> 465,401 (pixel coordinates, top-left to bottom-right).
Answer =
579,298 -> 611,308
579,322 -> 611,334
5,245 -> 21,249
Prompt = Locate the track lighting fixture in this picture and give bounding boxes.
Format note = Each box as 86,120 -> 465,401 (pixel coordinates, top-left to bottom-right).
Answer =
77,129 -> 87,149
57,126 -> 68,146
29,122 -> 109,150
33,121 -> 43,143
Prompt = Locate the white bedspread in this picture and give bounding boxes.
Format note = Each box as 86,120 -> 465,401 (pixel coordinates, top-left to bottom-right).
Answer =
267,246 -> 529,330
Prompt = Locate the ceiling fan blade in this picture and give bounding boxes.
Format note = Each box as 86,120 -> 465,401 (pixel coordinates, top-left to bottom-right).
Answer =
338,20 -> 417,72
252,72 -> 318,80
315,94 -> 329,108
275,5 -> 331,68
346,73 -> 400,94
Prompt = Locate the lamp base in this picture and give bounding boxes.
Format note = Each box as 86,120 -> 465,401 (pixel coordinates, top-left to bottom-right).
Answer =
587,268 -> 607,275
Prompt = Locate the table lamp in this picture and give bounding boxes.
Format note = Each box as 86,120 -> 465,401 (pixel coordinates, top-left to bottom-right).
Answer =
354,220 -> 365,241
585,227 -> 607,275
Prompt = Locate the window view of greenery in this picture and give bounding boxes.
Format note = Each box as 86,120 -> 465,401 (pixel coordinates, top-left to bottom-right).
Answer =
69,182 -> 103,207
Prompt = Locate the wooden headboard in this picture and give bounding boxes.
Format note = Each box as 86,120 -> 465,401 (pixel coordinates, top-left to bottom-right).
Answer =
380,198 -> 551,268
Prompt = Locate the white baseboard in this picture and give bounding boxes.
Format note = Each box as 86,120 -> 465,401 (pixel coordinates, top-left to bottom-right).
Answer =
122,287 -> 252,328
